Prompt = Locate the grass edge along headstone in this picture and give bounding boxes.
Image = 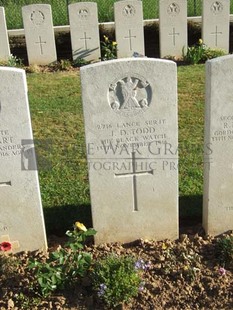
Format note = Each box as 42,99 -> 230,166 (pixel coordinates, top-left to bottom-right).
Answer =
114,0 -> 145,58
22,4 -> 57,65
0,7 -> 11,61
0,67 -> 47,253
81,58 -> 178,244
68,2 -> 101,62
203,54 -> 233,236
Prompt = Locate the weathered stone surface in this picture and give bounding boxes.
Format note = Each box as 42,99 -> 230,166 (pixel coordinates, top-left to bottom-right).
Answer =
81,58 -> 178,244
203,55 -> 233,236
159,0 -> 187,58
68,2 -> 100,62
22,4 -> 57,65
114,0 -> 145,58
0,7 -> 10,61
202,0 -> 230,52
0,67 -> 47,253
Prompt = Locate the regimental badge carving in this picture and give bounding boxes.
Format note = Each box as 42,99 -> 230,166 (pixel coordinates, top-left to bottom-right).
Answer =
123,4 -> 136,17
108,75 -> 152,116
78,8 -> 89,18
211,1 -> 223,14
167,3 -> 180,16
30,10 -> 45,25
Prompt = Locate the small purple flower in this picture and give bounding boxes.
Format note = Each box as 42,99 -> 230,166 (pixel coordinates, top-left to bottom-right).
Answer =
138,281 -> 145,292
135,259 -> 144,270
135,259 -> 151,271
98,283 -> 107,297
144,261 -> 152,270
219,267 -> 226,276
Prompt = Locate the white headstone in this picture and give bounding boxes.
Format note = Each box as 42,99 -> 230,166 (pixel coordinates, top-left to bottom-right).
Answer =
0,7 -> 10,61
159,0 -> 187,58
22,4 -> 57,65
114,0 -> 145,58
202,0 -> 230,52
68,2 -> 100,62
0,67 -> 47,253
203,55 -> 233,236
81,58 -> 178,244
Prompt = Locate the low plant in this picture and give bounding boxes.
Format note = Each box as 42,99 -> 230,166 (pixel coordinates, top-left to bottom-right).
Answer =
201,48 -> 227,61
91,255 -> 149,308
72,57 -> 90,68
47,59 -> 73,72
59,59 -> 73,71
101,35 -> 117,61
183,39 -> 227,64
0,253 -> 19,279
215,235 -> 233,268
29,221 -> 96,296
26,64 -> 42,73
0,54 -> 23,68
183,39 -> 207,65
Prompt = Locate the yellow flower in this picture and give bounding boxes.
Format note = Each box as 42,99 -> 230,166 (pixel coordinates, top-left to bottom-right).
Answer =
162,243 -> 167,250
112,41 -> 117,46
183,265 -> 189,271
75,222 -> 87,232
198,38 -> 203,45
103,35 -> 109,42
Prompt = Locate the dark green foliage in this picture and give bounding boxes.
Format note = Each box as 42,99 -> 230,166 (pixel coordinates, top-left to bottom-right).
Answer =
215,236 -> 233,268
92,255 -> 142,307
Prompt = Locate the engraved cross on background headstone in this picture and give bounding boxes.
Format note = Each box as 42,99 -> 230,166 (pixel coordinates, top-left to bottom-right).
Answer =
80,32 -> 91,50
35,36 -> 46,55
124,29 -> 136,51
211,25 -> 222,46
169,27 -> 180,46
115,152 -> 153,212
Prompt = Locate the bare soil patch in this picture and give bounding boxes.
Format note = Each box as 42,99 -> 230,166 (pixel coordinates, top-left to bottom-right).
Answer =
0,225 -> 232,309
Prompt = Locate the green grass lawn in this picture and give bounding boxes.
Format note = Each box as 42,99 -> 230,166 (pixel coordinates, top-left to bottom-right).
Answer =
26,64 -> 205,234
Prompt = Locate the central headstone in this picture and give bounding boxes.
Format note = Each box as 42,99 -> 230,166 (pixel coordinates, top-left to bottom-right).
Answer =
22,4 -> 57,65
114,0 -> 145,58
81,59 -> 178,244
0,67 -> 47,253
159,0 -> 187,58
68,2 -> 100,62
0,7 -> 10,61
202,0 -> 230,52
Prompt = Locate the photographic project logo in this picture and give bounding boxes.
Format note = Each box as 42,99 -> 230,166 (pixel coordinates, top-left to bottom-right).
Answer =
21,139 -> 52,171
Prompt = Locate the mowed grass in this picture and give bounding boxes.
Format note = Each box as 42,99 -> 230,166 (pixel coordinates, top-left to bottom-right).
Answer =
26,64 -> 205,234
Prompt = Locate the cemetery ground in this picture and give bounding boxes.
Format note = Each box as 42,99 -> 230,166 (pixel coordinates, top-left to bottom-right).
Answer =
0,64 -> 232,309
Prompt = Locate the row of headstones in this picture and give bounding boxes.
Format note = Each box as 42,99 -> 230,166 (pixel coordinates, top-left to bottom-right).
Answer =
1,55 -> 233,253
0,0 -> 231,65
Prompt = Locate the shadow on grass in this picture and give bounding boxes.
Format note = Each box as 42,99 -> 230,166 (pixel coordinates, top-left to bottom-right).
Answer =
179,195 -> 203,227
43,204 -> 92,236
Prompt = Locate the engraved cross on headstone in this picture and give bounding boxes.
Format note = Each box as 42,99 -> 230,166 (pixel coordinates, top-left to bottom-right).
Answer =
80,32 -> 91,50
124,29 -> 136,51
211,25 -> 222,46
169,27 -> 180,46
35,36 -> 46,55
115,152 -> 153,212
0,181 -> 11,187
